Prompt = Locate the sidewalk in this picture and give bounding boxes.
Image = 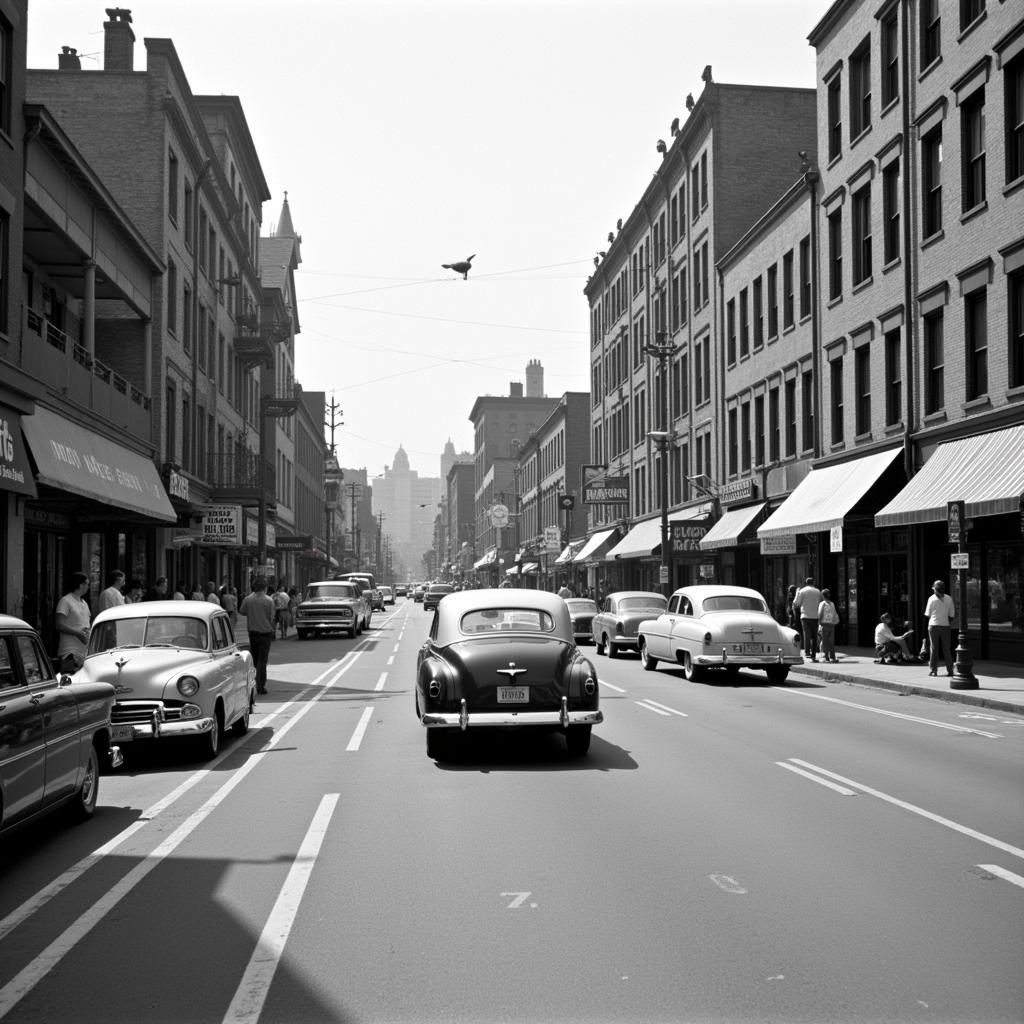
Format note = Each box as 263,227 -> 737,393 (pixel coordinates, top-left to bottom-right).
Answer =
791,646 -> 1024,714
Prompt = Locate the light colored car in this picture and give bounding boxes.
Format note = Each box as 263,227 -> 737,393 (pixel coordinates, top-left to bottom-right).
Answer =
590,591 -> 668,657
379,586 -> 395,606
295,580 -> 371,639
637,584 -> 803,683
75,601 -> 255,761
423,583 -> 455,612
415,590 -> 602,759
564,598 -> 598,644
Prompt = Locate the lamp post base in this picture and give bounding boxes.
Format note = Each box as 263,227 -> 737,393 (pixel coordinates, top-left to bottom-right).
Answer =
950,631 -> 978,690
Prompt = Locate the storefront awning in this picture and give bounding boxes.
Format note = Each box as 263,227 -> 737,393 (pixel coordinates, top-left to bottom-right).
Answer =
554,540 -> 584,564
575,527 -> 618,562
875,424 -> 1024,528
606,504 -> 714,560
21,406 -> 176,521
700,503 -> 766,551
1,403 -> 37,497
757,447 -> 901,540
474,546 -> 497,570
506,562 -> 538,576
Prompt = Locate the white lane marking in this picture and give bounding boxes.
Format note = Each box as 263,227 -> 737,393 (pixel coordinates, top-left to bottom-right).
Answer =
709,875 -> 747,894
346,708 -> 374,751
0,656 -> 361,1015
375,671 -> 387,692
776,760 -> 856,795
790,758 -> 1024,860
392,644 -> 400,653
977,865 -> 1024,890
636,701 -> 670,716
223,794 -> 339,1024
772,686 -> 1003,738
387,655 -> 394,666
641,699 -> 688,717
601,680 -> 627,693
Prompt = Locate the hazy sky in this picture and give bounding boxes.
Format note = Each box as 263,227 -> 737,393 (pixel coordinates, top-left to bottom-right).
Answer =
27,0 -> 826,480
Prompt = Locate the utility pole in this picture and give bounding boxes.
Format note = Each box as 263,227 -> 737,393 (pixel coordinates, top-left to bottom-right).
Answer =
323,396 -> 344,571
645,330 -> 677,597
325,395 -> 344,456
346,482 -> 361,569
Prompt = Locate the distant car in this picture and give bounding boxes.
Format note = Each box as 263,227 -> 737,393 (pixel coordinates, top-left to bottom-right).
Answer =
423,583 -> 455,612
591,591 -> 668,657
415,590 -> 602,759
295,580 -> 371,639
564,598 -> 598,644
0,615 -> 121,835
75,601 -> 255,761
636,584 -> 803,683
395,585 -> 408,598
379,586 -> 395,606
369,589 -> 385,611
412,586 -> 426,603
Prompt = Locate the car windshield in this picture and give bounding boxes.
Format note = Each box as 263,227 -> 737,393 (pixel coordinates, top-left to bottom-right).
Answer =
619,596 -> 667,612
701,595 -> 769,613
430,586 -> 454,594
89,616 -> 209,653
460,608 -> 556,634
566,600 -> 597,613
305,584 -> 357,600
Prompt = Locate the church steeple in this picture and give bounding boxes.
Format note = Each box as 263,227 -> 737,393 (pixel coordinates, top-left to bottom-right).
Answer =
277,191 -> 296,238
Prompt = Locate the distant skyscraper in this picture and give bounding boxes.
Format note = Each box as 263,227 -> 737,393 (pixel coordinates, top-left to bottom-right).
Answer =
372,446 -> 441,580
441,437 -> 472,483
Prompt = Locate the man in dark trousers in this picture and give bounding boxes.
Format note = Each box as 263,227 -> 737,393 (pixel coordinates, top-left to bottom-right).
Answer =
240,577 -> 275,694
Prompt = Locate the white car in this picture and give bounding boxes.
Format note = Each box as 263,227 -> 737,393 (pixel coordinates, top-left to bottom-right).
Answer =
637,584 -> 803,683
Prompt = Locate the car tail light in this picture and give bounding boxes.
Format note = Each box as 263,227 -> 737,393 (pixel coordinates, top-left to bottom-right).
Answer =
702,632 -> 713,647
584,675 -> 597,696
428,679 -> 441,699
177,675 -> 200,697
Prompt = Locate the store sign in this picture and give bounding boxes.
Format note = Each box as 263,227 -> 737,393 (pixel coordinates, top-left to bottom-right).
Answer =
245,515 -> 259,546
699,563 -> 716,578
0,404 -> 37,497
950,552 -> 969,570
543,525 -> 561,552
719,478 -> 756,506
582,477 -> 629,505
490,503 -> 510,529
671,522 -> 708,552
167,468 -> 189,502
829,526 -> 843,552
265,521 -> 276,549
277,534 -> 313,551
760,534 -> 797,555
202,505 -> 242,545
947,500 -> 966,544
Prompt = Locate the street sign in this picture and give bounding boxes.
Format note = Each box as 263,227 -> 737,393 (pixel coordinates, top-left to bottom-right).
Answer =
947,500 -> 966,544
490,503 -> 509,529
659,565 -> 668,583
951,552 -> 969,570
543,525 -> 561,552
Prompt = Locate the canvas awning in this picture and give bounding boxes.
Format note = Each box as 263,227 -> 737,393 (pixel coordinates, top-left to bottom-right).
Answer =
21,405 -> 175,521
757,447 -> 901,540
473,547 -> 497,570
699,503 -> 766,550
554,540 -> 584,564
506,562 -> 538,575
575,527 -> 618,562
875,424 -> 1024,527
606,504 -> 714,560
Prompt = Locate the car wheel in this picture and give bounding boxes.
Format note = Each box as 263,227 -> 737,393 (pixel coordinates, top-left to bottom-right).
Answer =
426,729 -> 449,760
197,708 -> 222,760
683,652 -> 706,682
67,745 -> 100,822
565,725 -> 592,756
606,637 -> 618,658
594,634 -> 604,655
232,693 -> 252,736
766,665 -> 790,684
639,639 -> 658,671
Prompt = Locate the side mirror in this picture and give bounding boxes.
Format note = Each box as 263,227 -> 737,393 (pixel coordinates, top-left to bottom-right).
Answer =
59,674 -> 74,687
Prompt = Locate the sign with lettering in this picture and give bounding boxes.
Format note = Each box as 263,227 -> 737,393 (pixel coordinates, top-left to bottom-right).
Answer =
543,525 -> 562,552
582,477 -> 630,505
670,522 -> 709,552
719,478 -> 757,506
760,534 -> 797,555
950,552 -> 969,570
947,500 -> 966,544
168,468 -> 190,502
276,534 -> 312,551
0,406 -> 36,496
202,505 -> 242,545
829,526 -> 843,552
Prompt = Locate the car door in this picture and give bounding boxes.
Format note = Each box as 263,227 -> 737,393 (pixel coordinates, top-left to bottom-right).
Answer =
0,635 -> 47,828
647,594 -> 680,660
211,615 -> 240,724
668,595 -> 697,658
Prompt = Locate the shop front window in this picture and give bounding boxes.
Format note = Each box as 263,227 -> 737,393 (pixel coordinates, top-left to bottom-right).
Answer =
985,547 -> 1023,635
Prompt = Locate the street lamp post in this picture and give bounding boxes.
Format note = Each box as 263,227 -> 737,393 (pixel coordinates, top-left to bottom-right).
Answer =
644,330 -> 677,596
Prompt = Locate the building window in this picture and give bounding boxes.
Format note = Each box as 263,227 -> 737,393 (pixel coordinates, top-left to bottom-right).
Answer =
855,345 -> 871,436
165,383 -> 176,463
922,125 -> 943,238
828,208 -> 843,300
799,235 -> 811,319
1007,54 -> 1024,184
741,400 -> 751,472
961,90 -> 986,212
168,150 -> 179,223
882,160 -> 900,264
184,183 -> 193,248
767,264 -> 778,340
921,0 -> 941,69
182,394 -> 191,473
768,387 -> 780,463
0,208 -> 8,333
754,394 -> 765,467
183,285 -> 192,354
783,250 -> 794,329
924,310 -> 944,414
739,287 -> 749,358
852,184 -> 872,285
827,73 -> 842,162
801,370 -> 814,452
965,287 -> 987,400
960,0 -> 984,33
1011,270 -> 1024,390
0,16 -> 11,136
726,298 -> 736,365
830,358 -> 844,446
753,277 -> 764,349
700,151 -> 708,208
785,378 -> 797,457
881,10 -> 899,109
728,408 -> 738,476
167,259 -> 177,333
884,327 -> 902,425
849,39 -> 871,139
701,243 -> 709,306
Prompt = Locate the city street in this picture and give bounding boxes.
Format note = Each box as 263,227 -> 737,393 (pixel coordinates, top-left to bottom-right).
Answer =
1,598 -> 1021,1024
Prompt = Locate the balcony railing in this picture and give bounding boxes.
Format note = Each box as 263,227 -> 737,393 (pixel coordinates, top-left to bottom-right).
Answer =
20,306 -> 151,441
262,381 -> 302,418
209,450 -> 276,506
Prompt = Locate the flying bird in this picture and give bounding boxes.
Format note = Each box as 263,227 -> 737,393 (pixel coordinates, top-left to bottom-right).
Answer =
442,254 -> 476,280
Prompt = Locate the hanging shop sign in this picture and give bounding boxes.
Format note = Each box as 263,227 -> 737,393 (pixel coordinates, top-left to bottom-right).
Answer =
202,505 -> 242,545
671,522 -> 709,553
0,405 -> 37,497
276,535 -> 313,551
719,478 -> 757,506
582,476 -> 630,506
760,534 -> 797,555
167,468 -> 190,502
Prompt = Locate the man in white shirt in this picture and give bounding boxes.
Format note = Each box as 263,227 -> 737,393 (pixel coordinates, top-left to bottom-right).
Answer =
793,576 -> 824,661
97,570 -> 126,613
924,579 -> 956,676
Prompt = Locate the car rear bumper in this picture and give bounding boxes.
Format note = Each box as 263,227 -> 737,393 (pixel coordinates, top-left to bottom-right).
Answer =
610,636 -> 640,649
694,652 -> 803,667
296,617 -> 355,629
422,699 -> 603,730
110,716 -> 215,742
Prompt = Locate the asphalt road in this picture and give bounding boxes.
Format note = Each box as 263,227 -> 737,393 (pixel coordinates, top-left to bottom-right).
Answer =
1,599 -> 1021,1024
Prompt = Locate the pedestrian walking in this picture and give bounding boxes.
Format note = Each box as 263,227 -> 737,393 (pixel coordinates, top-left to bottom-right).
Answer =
816,588 -> 840,662
785,584 -> 799,632
190,583 -> 204,601
793,576 -> 824,661
204,581 -> 222,606
97,570 -> 126,613
55,571 -> 91,672
924,579 -> 957,677
221,585 -> 239,630
240,578 -> 275,694
272,583 -> 291,638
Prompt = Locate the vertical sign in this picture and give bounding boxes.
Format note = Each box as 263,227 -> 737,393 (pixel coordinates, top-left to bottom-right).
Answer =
947,500 -> 965,544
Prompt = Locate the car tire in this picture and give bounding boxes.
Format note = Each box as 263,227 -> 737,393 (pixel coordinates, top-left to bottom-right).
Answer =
349,626 -> 358,639
565,725 -> 592,756
426,729 -> 449,760
232,693 -> 252,736
67,745 -> 100,822
639,639 -> 658,671
197,708 -> 222,760
606,637 -> 618,659
594,634 -> 604,655
766,665 -> 790,684
683,652 -> 706,682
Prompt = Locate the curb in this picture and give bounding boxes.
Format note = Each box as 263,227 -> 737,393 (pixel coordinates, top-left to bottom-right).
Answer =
791,665 -> 1024,715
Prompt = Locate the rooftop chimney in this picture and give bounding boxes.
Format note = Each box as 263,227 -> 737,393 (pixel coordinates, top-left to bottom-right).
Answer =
103,8 -> 135,71
58,46 -> 82,70
509,382 -> 523,398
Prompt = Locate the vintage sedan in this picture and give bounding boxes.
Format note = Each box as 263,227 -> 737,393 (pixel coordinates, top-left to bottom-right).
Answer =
75,601 -> 255,760
1,615 -> 121,835
415,589 -> 602,759
295,580 -> 371,639
590,591 -> 668,657
564,598 -> 598,644
637,584 -> 803,683
422,583 -> 455,612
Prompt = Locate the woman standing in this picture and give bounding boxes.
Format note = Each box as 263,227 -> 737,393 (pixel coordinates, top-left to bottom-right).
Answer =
817,588 -> 840,663
55,572 -> 91,672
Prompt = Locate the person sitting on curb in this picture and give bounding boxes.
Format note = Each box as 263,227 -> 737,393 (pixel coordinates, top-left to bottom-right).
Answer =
874,612 -> 914,663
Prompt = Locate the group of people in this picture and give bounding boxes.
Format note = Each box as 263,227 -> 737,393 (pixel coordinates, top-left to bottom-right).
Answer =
787,578 -> 842,664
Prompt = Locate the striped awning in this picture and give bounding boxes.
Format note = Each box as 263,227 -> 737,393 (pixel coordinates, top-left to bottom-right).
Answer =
875,424 -> 1024,527
473,547 -> 497,569
554,540 -> 584,564
575,527 -> 618,562
700,503 -> 766,550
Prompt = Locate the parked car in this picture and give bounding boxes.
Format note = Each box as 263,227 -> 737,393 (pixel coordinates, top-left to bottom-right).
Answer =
379,586 -> 395,606
0,615 -> 121,835
73,601 -> 254,762
591,591 -> 668,657
636,584 -> 803,683
369,588 -> 385,611
415,590 -> 602,759
295,580 -> 372,639
423,583 -> 455,612
564,598 -> 598,644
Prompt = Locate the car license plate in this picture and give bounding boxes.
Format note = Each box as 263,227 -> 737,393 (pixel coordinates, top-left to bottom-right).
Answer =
110,724 -> 134,742
742,643 -> 764,654
497,686 -> 529,703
